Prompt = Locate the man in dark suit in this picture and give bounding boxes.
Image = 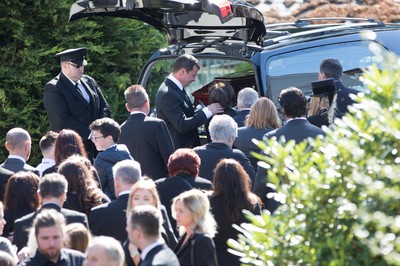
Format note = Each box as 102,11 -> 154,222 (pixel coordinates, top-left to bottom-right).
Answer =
254,87 -> 325,213
265,87 -> 325,143
194,114 -> 255,183
155,54 -> 223,149
233,87 -> 259,127
89,160 -> 141,243
319,58 -> 360,115
126,205 -> 179,266
0,127 -> 38,200
43,47 -> 111,161
119,85 -> 174,180
1,127 -> 36,173
13,173 -> 88,252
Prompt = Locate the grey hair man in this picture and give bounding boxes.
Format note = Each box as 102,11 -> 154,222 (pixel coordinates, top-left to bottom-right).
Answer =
193,114 -> 255,182
234,87 -> 259,127
83,236 -> 124,266
89,159 -> 142,243
1,127 -> 36,173
19,209 -> 85,266
126,205 -> 179,266
13,173 -> 89,252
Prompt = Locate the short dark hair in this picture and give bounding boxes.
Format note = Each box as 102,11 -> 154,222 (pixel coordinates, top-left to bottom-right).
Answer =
39,131 -> 58,153
89,118 -> 121,143
172,54 -> 200,73
208,82 -> 235,109
34,208 -> 66,237
39,173 -> 68,199
278,87 -> 308,118
128,205 -> 161,239
168,148 -> 201,176
124,85 -> 148,109
320,58 -> 343,80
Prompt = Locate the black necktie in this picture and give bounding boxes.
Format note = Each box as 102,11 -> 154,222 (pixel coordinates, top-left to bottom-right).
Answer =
75,83 -> 83,96
181,89 -> 192,106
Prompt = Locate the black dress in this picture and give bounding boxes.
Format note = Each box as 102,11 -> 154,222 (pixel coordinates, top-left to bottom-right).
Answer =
174,233 -> 218,266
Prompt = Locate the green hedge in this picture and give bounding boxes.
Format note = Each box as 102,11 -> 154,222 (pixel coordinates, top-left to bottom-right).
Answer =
0,0 -> 167,165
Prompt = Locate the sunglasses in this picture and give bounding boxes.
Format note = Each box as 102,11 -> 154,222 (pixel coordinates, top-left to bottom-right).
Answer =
67,62 -> 83,68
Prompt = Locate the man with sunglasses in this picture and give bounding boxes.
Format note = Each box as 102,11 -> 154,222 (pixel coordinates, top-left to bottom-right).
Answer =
43,47 -> 111,162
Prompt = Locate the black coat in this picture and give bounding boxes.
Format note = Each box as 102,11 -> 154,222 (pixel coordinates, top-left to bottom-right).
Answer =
193,142 -> 255,183
265,118 -> 325,144
43,72 -> 111,160
89,193 -> 129,243
174,233 -> 218,266
13,203 -> 89,252
156,78 -> 208,149
335,80 -> 360,114
0,166 -> 13,202
233,109 -> 250,127
119,113 -> 174,180
233,126 -> 274,170
0,157 -> 37,174
254,118 -> 325,213
210,196 -> 261,266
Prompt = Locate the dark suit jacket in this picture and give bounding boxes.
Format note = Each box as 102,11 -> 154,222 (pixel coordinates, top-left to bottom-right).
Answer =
89,193 -> 129,243
13,203 -> 89,251
193,142 -> 255,183
265,118 -> 325,144
43,72 -> 111,160
141,243 -> 180,266
233,126 -> 274,170
155,173 -> 213,235
1,157 -> 37,173
0,166 -> 13,202
156,78 -> 208,149
119,113 -> 174,180
174,233 -> 218,266
210,196 -> 261,266
254,118 -> 325,213
233,109 -> 250,127
335,80 -> 359,114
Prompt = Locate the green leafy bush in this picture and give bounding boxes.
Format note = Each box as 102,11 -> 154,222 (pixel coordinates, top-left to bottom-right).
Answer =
229,47 -> 400,265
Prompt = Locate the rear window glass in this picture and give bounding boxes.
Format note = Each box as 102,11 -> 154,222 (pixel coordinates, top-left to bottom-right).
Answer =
265,41 -> 386,105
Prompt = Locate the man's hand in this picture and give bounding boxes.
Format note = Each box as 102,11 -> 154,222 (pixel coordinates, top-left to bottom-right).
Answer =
207,103 -> 224,115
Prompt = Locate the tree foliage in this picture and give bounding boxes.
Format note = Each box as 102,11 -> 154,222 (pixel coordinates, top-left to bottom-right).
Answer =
229,46 -> 400,265
0,0 -> 166,164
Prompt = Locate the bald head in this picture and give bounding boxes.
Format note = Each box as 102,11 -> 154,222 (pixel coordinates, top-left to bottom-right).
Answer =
5,127 -> 31,159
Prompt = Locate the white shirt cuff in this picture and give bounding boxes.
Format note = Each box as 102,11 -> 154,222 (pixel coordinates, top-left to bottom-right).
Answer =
202,107 -> 213,119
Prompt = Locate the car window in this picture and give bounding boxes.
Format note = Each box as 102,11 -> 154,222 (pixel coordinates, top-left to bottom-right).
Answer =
265,41 -> 387,105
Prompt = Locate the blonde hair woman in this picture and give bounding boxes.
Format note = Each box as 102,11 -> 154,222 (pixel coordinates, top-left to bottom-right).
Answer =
233,97 -> 281,169
125,178 -> 177,266
172,189 -> 218,266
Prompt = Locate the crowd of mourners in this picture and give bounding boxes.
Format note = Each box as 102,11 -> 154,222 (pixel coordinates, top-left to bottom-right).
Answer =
0,49 -> 358,266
